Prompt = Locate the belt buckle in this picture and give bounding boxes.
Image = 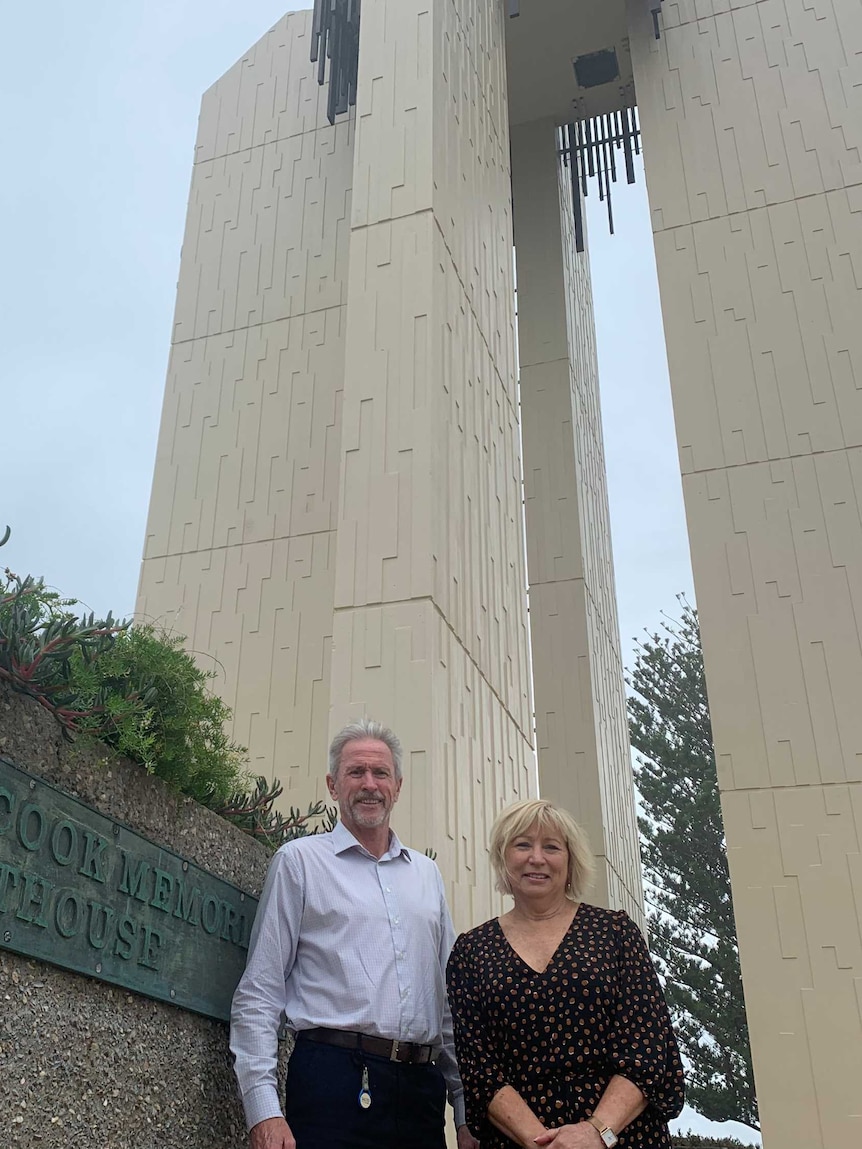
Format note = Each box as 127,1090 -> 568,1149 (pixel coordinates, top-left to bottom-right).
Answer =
390,1040 -> 401,1062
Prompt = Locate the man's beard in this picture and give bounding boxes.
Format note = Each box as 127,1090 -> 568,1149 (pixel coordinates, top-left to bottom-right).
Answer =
349,792 -> 389,827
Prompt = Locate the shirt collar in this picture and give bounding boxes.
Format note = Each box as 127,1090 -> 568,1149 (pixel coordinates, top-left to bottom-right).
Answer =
331,819 -> 411,862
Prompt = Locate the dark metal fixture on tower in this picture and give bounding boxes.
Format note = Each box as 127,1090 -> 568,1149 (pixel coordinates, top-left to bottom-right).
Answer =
311,0 -> 361,125
309,2 -> 649,252
557,107 -> 641,253
650,1 -> 665,38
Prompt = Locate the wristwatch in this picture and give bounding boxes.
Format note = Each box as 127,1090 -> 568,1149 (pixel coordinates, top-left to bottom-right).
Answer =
585,1115 -> 619,1148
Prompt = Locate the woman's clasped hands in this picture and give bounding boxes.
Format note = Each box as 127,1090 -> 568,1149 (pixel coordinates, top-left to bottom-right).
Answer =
534,1121 -> 604,1148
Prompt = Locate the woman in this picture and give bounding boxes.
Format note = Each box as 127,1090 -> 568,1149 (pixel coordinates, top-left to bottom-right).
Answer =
447,799 -> 684,1149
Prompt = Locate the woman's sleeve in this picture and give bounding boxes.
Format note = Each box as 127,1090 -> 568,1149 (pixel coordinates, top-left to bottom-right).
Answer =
446,931 -> 510,1127
609,911 -> 686,1119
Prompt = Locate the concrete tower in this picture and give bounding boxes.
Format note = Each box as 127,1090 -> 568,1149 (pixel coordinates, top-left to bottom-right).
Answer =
138,3 -> 862,1143
136,6 -> 540,933
628,1 -> 862,1145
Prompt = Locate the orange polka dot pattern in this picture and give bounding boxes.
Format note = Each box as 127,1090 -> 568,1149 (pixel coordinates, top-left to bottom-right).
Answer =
446,904 -> 685,1148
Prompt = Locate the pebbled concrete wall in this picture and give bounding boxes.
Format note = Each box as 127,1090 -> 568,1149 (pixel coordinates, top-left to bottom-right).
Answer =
0,684 -> 278,1149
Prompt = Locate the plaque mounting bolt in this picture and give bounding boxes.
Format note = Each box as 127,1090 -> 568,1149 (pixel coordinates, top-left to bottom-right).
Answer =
112,824 -> 121,837
182,861 -> 189,872
3,931 -> 10,943
29,780 -> 36,791
95,963 -> 102,974
170,989 -> 176,999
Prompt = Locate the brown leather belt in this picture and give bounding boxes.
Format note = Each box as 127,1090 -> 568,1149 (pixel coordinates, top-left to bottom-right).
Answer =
298,1026 -> 436,1065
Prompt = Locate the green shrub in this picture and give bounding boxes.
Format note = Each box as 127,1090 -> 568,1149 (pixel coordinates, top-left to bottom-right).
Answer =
218,775 -> 337,849
0,571 -> 128,728
1,560 -> 333,841
0,568 -> 246,807
68,623 -> 249,807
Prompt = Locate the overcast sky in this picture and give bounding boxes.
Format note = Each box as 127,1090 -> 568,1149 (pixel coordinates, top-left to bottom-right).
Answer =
2,5 -> 753,1140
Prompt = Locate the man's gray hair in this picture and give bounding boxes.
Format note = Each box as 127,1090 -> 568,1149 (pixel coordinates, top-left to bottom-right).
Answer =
327,718 -> 404,780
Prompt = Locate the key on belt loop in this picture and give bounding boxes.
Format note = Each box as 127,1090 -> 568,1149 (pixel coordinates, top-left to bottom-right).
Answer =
389,1040 -> 400,1062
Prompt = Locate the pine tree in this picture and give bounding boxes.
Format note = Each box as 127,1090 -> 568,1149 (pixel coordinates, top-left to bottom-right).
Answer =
627,600 -> 759,1131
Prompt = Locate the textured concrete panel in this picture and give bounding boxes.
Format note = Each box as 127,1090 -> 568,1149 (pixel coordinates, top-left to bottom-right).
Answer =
194,13 -> 335,163
636,0 -> 862,231
722,781 -> 862,1148
683,452 -> 862,795
143,311 -> 345,561
513,119 -> 643,923
330,600 -> 536,934
174,125 -> 352,344
529,578 -> 643,922
137,532 -> 335,790
138,10 -> 351,784
331,0 -> 536,929
334,213 -> 530,733
656,191 -> 862,476
630,0 -> 862,1141
351,0 -> 516,398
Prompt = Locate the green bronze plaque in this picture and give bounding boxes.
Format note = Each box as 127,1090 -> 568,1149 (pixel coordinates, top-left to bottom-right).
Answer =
0,755 -> 258,1022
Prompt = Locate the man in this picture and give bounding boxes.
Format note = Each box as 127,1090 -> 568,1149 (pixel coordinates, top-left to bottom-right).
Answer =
230,718 -> 479,1149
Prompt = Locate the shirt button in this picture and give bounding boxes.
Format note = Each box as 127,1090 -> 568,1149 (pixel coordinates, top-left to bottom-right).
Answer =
393,918 -> 399,925
401,989 -> 409,999
385,887 -> 391,893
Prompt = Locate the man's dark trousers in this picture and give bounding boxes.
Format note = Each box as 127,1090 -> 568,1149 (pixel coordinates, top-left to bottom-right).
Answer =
285,1037 -> 448,1148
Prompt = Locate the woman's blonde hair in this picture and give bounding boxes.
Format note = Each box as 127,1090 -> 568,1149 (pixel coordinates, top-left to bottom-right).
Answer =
489,798 -> 595,901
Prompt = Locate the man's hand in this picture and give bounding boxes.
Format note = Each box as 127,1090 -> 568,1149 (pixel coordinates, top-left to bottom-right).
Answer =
457,1123 -> 480,1149
249,1116 -> 296,1149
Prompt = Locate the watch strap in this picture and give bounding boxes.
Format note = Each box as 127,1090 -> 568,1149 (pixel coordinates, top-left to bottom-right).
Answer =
585,1115 -> 619,1146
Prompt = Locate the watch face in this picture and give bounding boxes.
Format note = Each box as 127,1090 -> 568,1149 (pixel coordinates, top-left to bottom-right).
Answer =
600,1131 -> 618,1149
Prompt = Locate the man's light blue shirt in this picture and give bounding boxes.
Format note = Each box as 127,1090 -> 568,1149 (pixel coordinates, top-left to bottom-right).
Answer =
230,821 -> 466,1130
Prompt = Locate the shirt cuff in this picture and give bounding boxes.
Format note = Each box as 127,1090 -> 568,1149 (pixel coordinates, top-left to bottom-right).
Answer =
242,1083 -> 284,1132
452,1091 -> 467,1128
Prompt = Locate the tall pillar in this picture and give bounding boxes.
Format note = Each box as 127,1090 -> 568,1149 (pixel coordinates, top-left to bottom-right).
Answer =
328,0 -> 536,929
512,120 -> 643,923
629,0 -> 862,1143
137,12 -> 352,796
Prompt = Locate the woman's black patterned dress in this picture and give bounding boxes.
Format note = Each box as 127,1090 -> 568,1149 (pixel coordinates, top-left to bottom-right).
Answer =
446,904 -> 685,1149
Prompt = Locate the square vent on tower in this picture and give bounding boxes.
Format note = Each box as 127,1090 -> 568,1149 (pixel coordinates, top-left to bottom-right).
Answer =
573,49 -> 620,89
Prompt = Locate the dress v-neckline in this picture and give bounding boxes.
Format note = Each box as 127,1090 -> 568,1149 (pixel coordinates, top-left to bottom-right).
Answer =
494,903 -> 582,976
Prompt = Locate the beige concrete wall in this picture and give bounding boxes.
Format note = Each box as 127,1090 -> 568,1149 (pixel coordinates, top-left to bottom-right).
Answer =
330,0 -> 537,930
137,11 -> 351,800
513,119 -> 643,923
628,0 -> 862,1143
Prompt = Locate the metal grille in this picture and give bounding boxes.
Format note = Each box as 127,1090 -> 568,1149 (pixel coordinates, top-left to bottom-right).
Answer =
311,0 -> 361,125
557,107 -> 641,254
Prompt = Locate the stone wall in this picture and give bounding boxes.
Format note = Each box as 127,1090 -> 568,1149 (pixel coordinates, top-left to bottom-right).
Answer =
0,684 -> 275,1148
